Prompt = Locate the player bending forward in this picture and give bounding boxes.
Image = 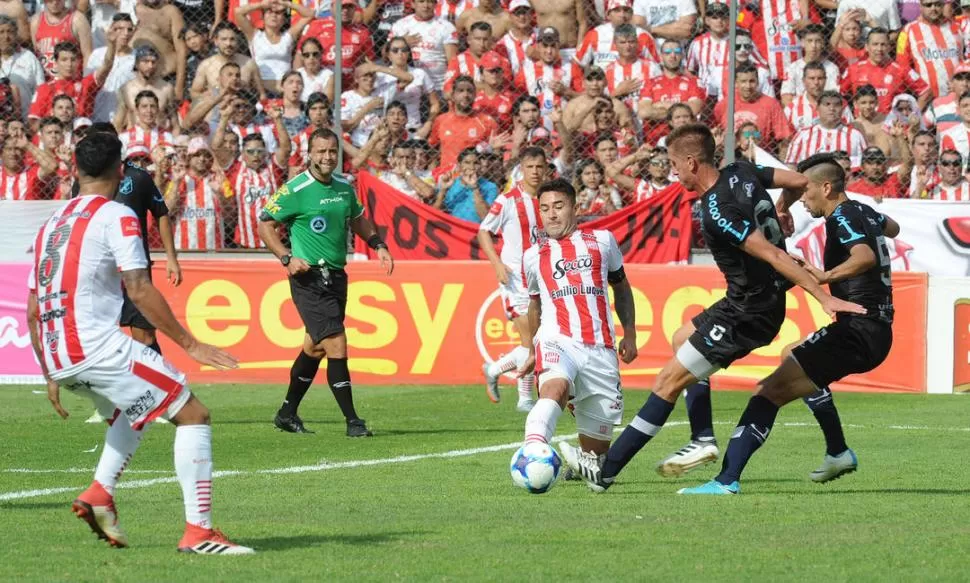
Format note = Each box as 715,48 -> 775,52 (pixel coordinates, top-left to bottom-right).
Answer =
26,133 -> 252,554
565,124 -> 866,492
514,178 -> 638,475
679,153 -> 899,494
480,147 -> 551,412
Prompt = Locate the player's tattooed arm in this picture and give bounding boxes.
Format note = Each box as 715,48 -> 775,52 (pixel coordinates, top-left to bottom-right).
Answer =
815,243 -> 878,285
25,291 -> 52,381
611,276 -> 636,337
121,268 -> 194,350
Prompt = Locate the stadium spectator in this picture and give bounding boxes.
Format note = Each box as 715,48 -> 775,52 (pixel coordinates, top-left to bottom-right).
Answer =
288,91 -> 331,176
279,70 -> 308,137
924,64 -> 970,132
214,101 -> 290,248
631,0 -> 697,44
494,0 -> 536,76
166,137 -> 233,250
532,0 -> 587,54
686,2 -> 729,99
939,92 -> 970,162
924,148 -> 970,199
785,63 -> 850,132
294,37 -> 333,103
851,84 -> 891,154
29,40 -> 118,131
576,0 -> 657,70
573,158 -> 621,216
781,24 -> 841,106
742,0 -> 808,81
604,24 -> 656,114
391,0 -> 459,89
436,0 -> 475,26
360,0 -> 407,49
899,0 -> 954,24
907,129 -> 940,196
87,13 -> 136,125
830,9 -> 868,68
654,102 -> 694,148
234,0 -> 313,94
834,0 -> 902,33
435,147 -> 498,221
565,66 -> 633,135
631,146 -> 675,202
514,27 -> 584,124
377,139 -> 435,201
474,51 -> 516,132
786,92 -> 868,169
31,0 -> 92,78
457,0 -> 509,38
896,0 -> 963,98
507,94 -> 543,161
0,15 -> 44,121
190,21 -> 264,103
429,76 -> 501,168
131,0 -> 188,97
181,21 -> 213,102
120,90 -> 175,154
0,0 -> 28,47
0,134 -> 59,200
713,62 -> 792,156
847,145 -> 906,199
713,28 -> 773,100
638,39 -> 704,135
444,21 -> 501,94
340,62 -> 398,148
183,62 -> 243,131
225,90 -> 278,151
382,36 -> 437,137
115,45 -> 175,130
296,0 -> 371,92
841,27 -> 931,114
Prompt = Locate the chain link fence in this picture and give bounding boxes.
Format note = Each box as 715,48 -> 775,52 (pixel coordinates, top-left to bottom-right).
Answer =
5,0 -> 952,252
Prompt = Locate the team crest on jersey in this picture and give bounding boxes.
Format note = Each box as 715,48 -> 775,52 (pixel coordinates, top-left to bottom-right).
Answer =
679,82 -> 688,91
310,216 -> 328,233
46,330 -> 59,353
119,177 -> 133,196
544,351 -> 560,364
744,182 -> 754,198
884,74 -> 893,84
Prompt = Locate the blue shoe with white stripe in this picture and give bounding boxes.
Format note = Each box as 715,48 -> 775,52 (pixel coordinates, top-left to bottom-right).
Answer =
677,480 -> 740,495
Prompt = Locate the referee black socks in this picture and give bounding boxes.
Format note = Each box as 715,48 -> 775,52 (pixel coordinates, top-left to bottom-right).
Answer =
803,387 -> 849,457
716,395 -> 779,485
327,358 -> 360,421
280,351 -> 322,417
685,381 -> 715,442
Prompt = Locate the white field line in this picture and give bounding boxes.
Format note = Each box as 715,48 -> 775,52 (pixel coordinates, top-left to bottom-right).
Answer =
1,421 -> 968,502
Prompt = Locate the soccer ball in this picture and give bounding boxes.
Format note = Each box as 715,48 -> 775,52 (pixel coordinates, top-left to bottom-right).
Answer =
510,443 -> 562,494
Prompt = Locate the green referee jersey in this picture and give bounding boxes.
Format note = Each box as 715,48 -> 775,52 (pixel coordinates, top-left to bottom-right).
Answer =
263,171 -> 363,269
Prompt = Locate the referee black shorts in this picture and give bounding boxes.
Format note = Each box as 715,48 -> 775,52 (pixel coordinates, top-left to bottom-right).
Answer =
289,267 -> 349,344
677,296 -> 786,379
791,316 -> 893,389
120,264 -> 154,331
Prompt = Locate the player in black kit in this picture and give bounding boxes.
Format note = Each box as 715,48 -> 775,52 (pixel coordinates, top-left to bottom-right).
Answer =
678,152 -> 898,495
73,123 -> 182,356
563,125 -> 866,492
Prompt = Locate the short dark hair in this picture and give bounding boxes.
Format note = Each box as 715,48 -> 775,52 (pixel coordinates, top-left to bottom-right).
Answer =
803,61 -> 826,75
309,128 -> 339,149
941,148 -> 963,163
451,75 -> 476,92
386,100 -> 407,117
213,20 -> 240,37
594,132 -> 617,149
853,84 -> 878,101
614,23 -> 637,39
300,37 -> 323,52
819,90 -> 843,105
469,21 -> 492,34
798,23 -> 827,39
735,62 -> 758,77
53,42 -> 79,61
513,94 -> 540,116
219,61 -> 241,75
51,94 -> 75,108
867,27 -> 890,41
305,92 -> 330,113
959,91 -> 970,105
89,121 -> 119,136
75,133 -> 123,179
39,117 -> 63,131
797,152 -> 846,192
241,133 -> 265,147
666,102 -> 693,122
537,178 -> 576,204
667,123 -> 717,165
457,147 -> 479,163
520,145 -> 547,163
111,12 -> 133,23
134,89 -> 159,107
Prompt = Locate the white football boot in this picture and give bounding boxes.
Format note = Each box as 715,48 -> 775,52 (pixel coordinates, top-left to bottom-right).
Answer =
810,449 -> 858,483
655,440 -> 719,478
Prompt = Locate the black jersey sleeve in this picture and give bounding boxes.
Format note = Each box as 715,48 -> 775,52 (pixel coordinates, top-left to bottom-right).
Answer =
133,167 -> 169,219
734,160 -> 776,190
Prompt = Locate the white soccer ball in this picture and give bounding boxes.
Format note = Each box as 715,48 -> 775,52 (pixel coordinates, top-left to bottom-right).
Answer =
510,442 -> 562,494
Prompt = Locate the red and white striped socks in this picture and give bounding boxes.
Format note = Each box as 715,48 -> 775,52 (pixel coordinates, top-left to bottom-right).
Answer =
174,425 -> 213,529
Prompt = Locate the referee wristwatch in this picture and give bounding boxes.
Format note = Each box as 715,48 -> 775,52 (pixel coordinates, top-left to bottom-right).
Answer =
280,254 -> 292,266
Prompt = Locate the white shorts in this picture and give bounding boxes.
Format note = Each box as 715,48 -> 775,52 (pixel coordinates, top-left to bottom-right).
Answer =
60,338 -> 192,430
500,275 -> 530,320
535,333 -> 623,440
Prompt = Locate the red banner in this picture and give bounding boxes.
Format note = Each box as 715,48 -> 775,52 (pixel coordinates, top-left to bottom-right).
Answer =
354,172 -> 696,263
148,259 -> 926,393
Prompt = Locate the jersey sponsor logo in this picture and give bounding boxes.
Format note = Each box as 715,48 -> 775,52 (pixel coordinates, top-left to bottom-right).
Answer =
125,389 -> 158,420
40,308 -> 66,323
319,196 -> 343,204
181,207 -> 218,220
120,216 -> 141,237
310,215 -> 328,233
552,255 -> 593,279
921,46 -> 959,60
119,176 -> 133,196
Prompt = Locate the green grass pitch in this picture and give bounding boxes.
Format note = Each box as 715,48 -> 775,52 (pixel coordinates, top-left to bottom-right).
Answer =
0,384 -> 968,582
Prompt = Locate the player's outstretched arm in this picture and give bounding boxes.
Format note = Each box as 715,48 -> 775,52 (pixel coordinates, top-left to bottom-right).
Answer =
477,229 -> 512,285
741,230 -> 867,318
807,243 -> 878,285
121,268 -> 238,370
611,276 -> 638,364
882,214 -> 901,238
516,297 -> 541,378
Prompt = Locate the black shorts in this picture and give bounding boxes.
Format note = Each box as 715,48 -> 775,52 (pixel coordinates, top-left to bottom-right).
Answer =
791,316 -> 893,388
289,268 -> 348,344
685,296 -> 786,372
119,266 -> 153,331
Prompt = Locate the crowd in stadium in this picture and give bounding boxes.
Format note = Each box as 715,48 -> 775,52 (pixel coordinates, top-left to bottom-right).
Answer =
1,0 -> 969,250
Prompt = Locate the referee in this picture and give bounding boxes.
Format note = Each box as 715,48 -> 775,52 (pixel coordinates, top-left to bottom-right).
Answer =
258,129 -> 394,437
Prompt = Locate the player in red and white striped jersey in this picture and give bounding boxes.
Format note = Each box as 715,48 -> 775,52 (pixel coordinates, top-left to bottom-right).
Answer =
0,135 -> 59,200
746,0 -> 806,81
896,2 -> 963,98
480,147 -> 548,411
785,92 -> 868,170
514,27 -> 585,126
166,139 -> 234,250
215,105 -> 291,249
515,177 -> 637,473
575,0 -> 657,70
494,0 -> 537,76
119,91 -> 175,156
926,149 -> 970,200
26,132 -> 251,554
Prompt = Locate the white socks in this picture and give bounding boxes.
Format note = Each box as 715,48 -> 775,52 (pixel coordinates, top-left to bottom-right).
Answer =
524,398 -> 562,444
174,425 -> 213,529
93,414 -> 145,495
517,374 -> 535,402
487,345 -> 529,377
